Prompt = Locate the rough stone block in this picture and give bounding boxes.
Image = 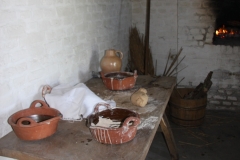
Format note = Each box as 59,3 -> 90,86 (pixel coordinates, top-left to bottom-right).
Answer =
213,95 -> 226,100
228,96 -> 237,101
232,85 -> 240,89
218,83 -> 229,89
0,39 -> 19,51
12,75 -> 26,89
233,102 -> 240,106
178,1 -> 191,7
207,94 -> 213,98
19,32 -> 45,47
31,9 -> 44,19
3,24 -> 25,39
0,53 -> 11,68
192,2 -> 201,7
43,8 -> 57,18
56,6 -> 75,17
0,94 -> 14,109
222,101 -> 232,106
226,91 -> 233,95
199,15 -> 212,22
16,9 -> 32,19
232,46 -> 239,54
43,0 -> 55,5
28,0 -> 43,5
194,35 -> 204,40
0,83 -> 10,98
218,90 -> 225,94
198,41 -> 204,46
210,101 -> 220,104
0,10 -> 16,25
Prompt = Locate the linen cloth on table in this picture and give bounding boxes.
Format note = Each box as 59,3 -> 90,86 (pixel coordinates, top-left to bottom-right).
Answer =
43,83 -> 115,121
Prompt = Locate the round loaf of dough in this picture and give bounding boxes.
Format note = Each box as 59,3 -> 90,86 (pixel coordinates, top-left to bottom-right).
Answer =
130,88 -> 148,107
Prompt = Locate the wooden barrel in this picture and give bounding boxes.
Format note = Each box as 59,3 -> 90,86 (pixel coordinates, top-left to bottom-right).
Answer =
168,88 -> 207,127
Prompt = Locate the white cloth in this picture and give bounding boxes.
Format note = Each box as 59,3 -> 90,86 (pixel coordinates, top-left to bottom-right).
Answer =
44,83 -> 112,120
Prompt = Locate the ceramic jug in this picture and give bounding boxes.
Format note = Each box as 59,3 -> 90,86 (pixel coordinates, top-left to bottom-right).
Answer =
100,49 -> 123,74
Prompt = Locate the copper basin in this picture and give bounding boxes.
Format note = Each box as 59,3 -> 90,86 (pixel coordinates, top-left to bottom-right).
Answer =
8,100 -> 62,141
100,70 -> 138,90
87,103 -> 140,144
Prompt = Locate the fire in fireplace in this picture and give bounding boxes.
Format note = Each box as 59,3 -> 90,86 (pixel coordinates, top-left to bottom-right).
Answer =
211,0 -> 240,46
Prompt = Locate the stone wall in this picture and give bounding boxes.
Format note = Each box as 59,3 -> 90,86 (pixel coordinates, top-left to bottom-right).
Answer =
131,0 -> 240,110
207,85 -> 240,110
0,0 -> 132,138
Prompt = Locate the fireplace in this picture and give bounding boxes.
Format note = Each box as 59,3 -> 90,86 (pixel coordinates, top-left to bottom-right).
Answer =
211,0 -> 240,46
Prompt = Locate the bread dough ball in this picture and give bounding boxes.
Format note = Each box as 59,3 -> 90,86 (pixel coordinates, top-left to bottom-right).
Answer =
131,88 -> 148,107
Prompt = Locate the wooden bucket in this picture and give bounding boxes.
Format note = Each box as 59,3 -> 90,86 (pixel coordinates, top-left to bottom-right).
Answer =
168,88 -> 207,127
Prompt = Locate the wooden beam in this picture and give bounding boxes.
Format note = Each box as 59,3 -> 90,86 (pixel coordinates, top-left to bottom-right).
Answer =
144,0 -> 151,75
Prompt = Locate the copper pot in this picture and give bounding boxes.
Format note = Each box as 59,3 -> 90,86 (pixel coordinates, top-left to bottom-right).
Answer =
87,103 -> 140,144
8,100 -> 62,141
100,70 -> 138,90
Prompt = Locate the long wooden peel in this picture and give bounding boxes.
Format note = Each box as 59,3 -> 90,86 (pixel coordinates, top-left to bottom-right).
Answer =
175,87 -> 184,98
171,66 -> 188,76
173,77 -> 185,98
165,47 -> 183,76
167,55 -> 186,76
163,49 -> 171,76
177,77 -> 185,86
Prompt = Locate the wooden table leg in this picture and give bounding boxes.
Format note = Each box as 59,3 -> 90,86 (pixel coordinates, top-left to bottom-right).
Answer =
160,113 -> 179,160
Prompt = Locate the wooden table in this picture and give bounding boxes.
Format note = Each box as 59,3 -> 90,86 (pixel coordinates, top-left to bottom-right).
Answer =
0,75 -> 178,160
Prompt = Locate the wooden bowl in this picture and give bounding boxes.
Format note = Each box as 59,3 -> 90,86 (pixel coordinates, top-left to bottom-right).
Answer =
87,103 -> 140,144
8,100 -> 62,141
100,70 -> 138,90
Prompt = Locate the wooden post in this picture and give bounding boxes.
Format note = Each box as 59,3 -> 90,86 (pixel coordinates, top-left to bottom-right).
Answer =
144,0 -> 151,75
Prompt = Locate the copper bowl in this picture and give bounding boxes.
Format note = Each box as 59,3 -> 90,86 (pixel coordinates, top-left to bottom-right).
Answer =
87,103 -> 140,144
8,100 -> 62,141
100,70 -> 138,90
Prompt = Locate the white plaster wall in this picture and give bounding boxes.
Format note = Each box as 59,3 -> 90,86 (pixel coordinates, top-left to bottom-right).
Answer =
131,0 -> 178,75
0,0 -> 132,138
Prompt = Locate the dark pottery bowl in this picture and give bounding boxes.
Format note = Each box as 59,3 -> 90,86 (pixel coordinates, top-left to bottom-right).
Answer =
87,103 -> 140,144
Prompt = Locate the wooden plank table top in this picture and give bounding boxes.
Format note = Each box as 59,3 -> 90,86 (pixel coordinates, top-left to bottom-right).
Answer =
0,75 -> 176,160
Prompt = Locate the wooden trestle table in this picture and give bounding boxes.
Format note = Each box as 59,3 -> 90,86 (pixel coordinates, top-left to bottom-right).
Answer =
0,75 -> 178,160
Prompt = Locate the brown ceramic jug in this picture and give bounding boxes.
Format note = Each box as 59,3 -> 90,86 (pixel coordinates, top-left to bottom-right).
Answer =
100,49 -> 123,74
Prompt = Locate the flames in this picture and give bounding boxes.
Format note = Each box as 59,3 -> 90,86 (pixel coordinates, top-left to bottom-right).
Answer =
215,25 -> 239,38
